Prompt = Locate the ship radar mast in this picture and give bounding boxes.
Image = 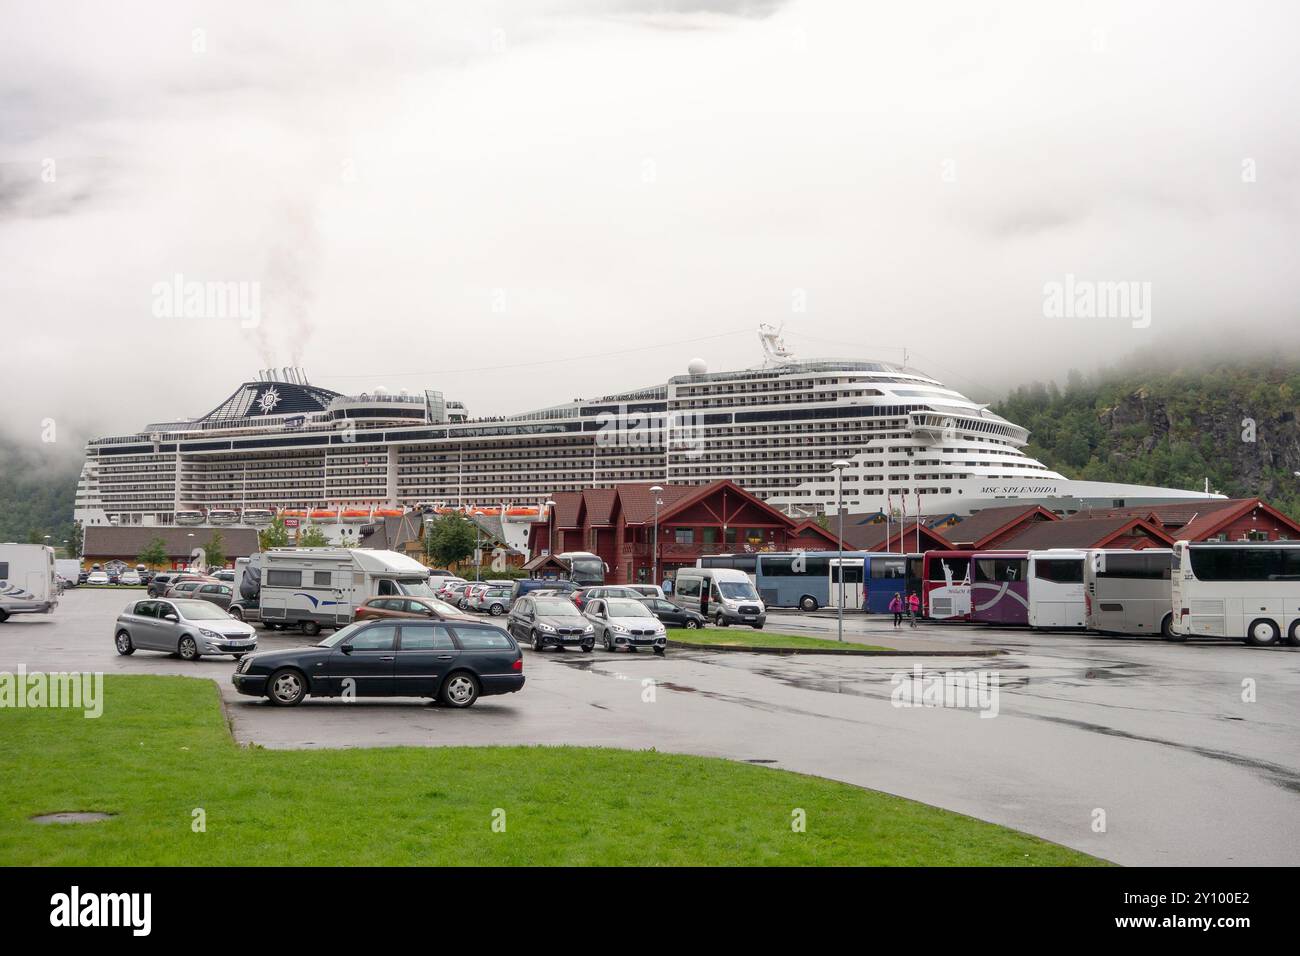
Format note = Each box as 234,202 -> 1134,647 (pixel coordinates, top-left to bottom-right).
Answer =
758,323 -> 797,367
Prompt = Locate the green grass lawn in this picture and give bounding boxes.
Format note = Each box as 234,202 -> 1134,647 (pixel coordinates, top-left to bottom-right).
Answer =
0,675 -> 1103,866
670,627 -> 894,653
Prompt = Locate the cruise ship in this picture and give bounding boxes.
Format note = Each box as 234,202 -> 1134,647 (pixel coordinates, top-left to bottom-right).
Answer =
74,326 -> 1218,537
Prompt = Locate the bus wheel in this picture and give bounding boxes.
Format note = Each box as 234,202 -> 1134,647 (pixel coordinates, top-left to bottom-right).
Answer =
1285,621 -> 1300,647
799,596 -> 818,612
1160,613 -> 1183,641
1245,619 -> 1280,647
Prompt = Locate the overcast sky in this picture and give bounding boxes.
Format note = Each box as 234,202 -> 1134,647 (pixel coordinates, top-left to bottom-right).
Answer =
3,0 -> 1299,456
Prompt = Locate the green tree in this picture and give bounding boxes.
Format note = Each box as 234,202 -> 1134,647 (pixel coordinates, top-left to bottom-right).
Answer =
298,526 -> 331,548
258,514 -> 291,550
26,529 -> 42,544
136,536 -> 169,568
67,521 -> 83,558
426,513 -> 478,569
203,531 -> 226,570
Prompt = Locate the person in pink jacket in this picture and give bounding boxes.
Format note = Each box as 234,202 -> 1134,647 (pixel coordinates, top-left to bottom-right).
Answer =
906,591 -> 921,628
888,593 -> 904,628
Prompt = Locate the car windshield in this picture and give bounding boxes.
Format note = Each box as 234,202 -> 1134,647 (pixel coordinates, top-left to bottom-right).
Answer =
172,600 -> 233,621
607,599 -> 653,618
318,622 -> 365,647
395,578 -> 436,597
419,598 -> 461,615
535,598 -> 583,618
718,581 -> 758,600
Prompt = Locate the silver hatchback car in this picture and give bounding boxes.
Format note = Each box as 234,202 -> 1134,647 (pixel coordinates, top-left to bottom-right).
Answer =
115,597 -> 258,661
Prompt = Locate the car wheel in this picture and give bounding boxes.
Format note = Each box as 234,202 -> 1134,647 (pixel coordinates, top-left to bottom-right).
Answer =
178,635 -> 200,661
228,606 -> 244,621
489,604 -> 504,616
1160,613 -> 1183,641
604,629 -> 615,651
1287,620 -> 1300,647
752,623 -> 764,630
301,621 -> 321,637
267,668 -> 307,706
685,619 -> 700,629
581,643 -> 593,653
440,671 -> 479,708
532,629 -> 545,652
114,630 -> 135,655
715,613 -> 726,627
0,609 -> 8,623
1245,618 -> 1280,647
799,595 -> 818,612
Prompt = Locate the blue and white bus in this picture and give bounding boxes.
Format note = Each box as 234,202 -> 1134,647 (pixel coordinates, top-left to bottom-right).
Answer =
698,552 -> 858,611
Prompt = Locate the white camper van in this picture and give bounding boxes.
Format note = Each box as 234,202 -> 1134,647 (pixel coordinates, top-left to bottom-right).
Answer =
0,544 -> 59,622
237,548 -> 436,635
55,558 -> 81,589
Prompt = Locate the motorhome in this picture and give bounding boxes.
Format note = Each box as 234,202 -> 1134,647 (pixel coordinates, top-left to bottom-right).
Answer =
232,548 -> 438,635
0,544 -> 59,622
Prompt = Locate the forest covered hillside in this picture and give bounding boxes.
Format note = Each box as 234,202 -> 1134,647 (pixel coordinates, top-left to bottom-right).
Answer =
992,358 -> 1300,520
0,438 -> 82,550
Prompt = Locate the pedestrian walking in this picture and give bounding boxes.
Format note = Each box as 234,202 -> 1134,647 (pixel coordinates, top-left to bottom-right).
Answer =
888,592 -> 904,628
907,590 -> 920,628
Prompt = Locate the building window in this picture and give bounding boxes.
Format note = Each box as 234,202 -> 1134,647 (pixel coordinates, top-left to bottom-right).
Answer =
674,528 -> 694,545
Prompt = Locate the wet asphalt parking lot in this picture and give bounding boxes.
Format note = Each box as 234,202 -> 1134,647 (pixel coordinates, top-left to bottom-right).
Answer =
4,587 -> 1299,866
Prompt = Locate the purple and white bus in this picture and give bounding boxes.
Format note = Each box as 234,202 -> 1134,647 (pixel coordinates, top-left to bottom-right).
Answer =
970,551 -> 1029,626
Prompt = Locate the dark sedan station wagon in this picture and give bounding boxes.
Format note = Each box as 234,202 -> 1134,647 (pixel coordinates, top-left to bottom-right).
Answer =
232,618 -> 524,708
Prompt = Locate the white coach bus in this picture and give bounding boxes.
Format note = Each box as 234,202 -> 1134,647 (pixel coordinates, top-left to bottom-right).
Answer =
1170,540 -> 1300,647
1027,550 -> 1087,630
1084,549 -> 1174,638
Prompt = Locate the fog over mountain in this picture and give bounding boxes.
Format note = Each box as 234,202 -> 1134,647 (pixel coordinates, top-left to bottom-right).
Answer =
3,0 -> 1300,455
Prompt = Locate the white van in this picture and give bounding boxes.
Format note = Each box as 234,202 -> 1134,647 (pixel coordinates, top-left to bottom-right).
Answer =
55,558 -> 81,588
671,567 -> 766,628
0,544 -> 59,622
237,547 -> 437,635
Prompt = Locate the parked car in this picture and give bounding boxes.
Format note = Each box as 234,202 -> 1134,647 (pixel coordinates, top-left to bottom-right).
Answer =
435,578 -> 468,600
509,578 -> 576,606
583,598 -> 667,654
213,569 -> 236,583
507,596 -> 595,652
640,596 -> 706,629
468,586 -> 513,616
165,577 -> 219,599
190,582 -> 235,610
118,570 -> 142,586
626,584 -> 666,601
138,569 -> 156,586
147,572 -> 180,597
456,583 -> 490,610
354,595 -> 468,622
572,585 -> 644,610
231,618 -> 525,707
77,570 -> 90,585
107,571 -> 121,585
86,571 -> 109,585
114,598 -> 258,661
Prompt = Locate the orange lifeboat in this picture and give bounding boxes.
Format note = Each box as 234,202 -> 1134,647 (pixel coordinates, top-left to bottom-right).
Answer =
310,509 -> 339,522
282,509 -> 308,519
341,509 -> 372,523
506,507 -> 540,517
372,508 -> 404,518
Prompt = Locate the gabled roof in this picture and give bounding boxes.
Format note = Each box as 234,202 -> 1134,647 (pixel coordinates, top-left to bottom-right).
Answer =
1070,497 -> 1300,542
943,504 -> 1059,548
788,518 -> 842,547
999,515 -> 1173,550
359,513 -> 425,551
1179,499 -> 1300,541
581,487 -> 619,526
83,526 -> 260,559
550,491 -> 585,529
842,519 -> 953,552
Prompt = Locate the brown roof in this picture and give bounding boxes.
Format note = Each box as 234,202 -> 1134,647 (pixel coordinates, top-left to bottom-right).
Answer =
999,516 -> 1173,550
581,488 -> 619,526
942,505 -> 1059,548
1072,498 -> 1241,528
614,482 -> 700,524
359,513 -> 425,551
841,519 -> 953,552
550,492 -> 585,528
83,525 -> 260,559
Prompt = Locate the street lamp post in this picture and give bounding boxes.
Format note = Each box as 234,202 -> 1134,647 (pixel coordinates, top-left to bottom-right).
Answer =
544,499 -> 556,558
831,460 -> 851,643
650,485 -> 664,586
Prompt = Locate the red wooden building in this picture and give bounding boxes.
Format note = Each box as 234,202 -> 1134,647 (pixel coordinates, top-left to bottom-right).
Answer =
529,480 -> 841,585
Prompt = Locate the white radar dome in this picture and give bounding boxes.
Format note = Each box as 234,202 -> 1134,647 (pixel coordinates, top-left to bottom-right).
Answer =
687,358 -> 708,375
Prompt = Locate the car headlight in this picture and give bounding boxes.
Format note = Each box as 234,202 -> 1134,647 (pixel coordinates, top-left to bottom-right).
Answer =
612,624 -> 628,633
582,625 -> 594,634
199,628 -> 221,639
538,622 -> 556,633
